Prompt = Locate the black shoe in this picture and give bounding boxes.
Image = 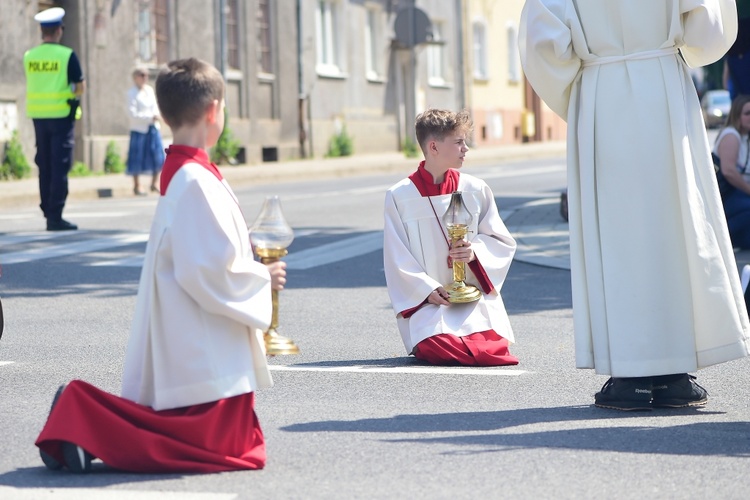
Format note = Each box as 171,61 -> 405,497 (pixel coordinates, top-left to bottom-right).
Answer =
39,384 -> 67,470
39,450 -> 62,471
594,377 -> 652,411
46,219 -> 78,231
61,441 -> 93,473
652,374 -> 708,408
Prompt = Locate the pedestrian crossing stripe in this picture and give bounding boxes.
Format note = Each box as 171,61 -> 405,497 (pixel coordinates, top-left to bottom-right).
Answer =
0,233 -> 149,264
0,231 -> 384,269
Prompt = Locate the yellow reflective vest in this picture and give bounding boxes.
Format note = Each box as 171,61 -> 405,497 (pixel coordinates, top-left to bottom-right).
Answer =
24,43 -> 76,119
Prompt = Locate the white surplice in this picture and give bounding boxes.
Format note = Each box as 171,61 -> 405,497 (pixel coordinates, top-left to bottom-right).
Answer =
520,0 -> 750,376
383,173 -> 516,354
122,163 -> 273,411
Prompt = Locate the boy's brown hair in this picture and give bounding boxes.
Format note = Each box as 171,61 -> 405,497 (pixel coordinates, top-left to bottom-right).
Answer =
155,58 -> 224,129
415,109 -> 473,153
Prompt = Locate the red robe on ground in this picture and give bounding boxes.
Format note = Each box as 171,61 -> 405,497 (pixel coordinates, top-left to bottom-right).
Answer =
35,380 -> 265,473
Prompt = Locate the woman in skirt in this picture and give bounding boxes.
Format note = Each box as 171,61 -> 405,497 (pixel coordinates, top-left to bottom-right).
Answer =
126,67 -> 164,195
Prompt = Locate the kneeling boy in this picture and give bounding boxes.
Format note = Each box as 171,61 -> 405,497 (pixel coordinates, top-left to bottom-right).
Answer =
383,109 -> 518,366
36,58 -> 286,473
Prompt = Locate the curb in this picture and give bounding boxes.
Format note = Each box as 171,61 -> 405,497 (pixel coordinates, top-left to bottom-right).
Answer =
0,141 -> 567,210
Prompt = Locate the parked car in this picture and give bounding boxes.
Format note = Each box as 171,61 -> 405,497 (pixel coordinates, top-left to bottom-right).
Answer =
701,89 -> 731,128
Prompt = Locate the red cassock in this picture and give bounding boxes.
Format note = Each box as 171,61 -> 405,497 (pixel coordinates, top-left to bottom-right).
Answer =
414,330 -> 518,366
35,380 -> 265,473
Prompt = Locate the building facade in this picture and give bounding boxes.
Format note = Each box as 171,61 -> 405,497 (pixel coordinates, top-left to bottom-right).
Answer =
299,0 -> 464,156
460,0 -> 565,147
0,0 -> 304,170
0,0 -> 558,174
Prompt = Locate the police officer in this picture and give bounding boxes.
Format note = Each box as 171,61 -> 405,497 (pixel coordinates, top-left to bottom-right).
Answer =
24,7 -> 85,231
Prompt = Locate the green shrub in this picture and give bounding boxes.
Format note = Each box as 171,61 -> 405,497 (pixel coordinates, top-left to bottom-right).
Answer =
402,136 -> 420,158
326,125 -> 354,158
69,161 -> 93,177
0,130 -> 32,180
210,111 -> 241,165
104,140 -> 126,174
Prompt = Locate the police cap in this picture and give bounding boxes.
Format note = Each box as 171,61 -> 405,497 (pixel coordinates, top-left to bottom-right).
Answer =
34,7 -> 65,27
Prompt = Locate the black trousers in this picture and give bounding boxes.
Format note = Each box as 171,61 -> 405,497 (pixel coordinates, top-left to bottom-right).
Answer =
33,117 -> 75,222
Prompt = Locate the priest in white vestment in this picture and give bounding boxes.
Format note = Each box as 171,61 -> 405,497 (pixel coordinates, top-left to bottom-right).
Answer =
384,109 -> 518,366
520,0 -> 750,410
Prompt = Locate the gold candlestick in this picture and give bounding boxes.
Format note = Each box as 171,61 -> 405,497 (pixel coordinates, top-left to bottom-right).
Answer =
442,192 -> 481,303
255,247 -> 299,355
250,195 -> 300,356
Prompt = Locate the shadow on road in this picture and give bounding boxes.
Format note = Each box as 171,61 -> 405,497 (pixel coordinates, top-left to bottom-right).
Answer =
503,261 -> 571,314
279,406 -> 750,457
0,466 -> 184,487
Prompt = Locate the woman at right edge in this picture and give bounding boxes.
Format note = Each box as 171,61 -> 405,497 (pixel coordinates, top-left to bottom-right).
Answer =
520,0 -> 750,411
714,94 -> 750,249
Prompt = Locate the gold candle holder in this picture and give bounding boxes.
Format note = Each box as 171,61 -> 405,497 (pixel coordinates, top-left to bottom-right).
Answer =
442,192 -> 481,304
255,247 -> 299,355
250,195 -> 299,356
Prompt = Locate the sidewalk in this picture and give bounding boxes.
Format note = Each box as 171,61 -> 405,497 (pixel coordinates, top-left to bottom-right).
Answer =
0,141 -> 567,209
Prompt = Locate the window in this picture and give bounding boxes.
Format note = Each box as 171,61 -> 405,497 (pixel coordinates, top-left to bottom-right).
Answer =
507,24 -> 521,83
226,0 -> 240,70
427,20 -> 446,86
316,0 -> 343,76
136,2 -> 152,62
136,0 -> 170,65
257,0 -> 273,74
472,20 -> 488,80
365,7 -> 384,81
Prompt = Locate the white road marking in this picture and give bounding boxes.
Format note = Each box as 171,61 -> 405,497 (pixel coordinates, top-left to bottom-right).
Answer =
282,185 -> 387,201
89,255 -> 145,267
0,232 -> 75,245
62,211 -> 134,218
0,202 -> 545,271
284,232 -> 383,270
515,197 -> 560,208
0,211 -> 141,221
0,214 -> 40,221
293,228 -> 319,238
0,487 -> 236,500
478,164 -> 566,180
1,230 -> 383,269
274,164 -> 565,201
0,361 -> 15,367
269,364 -> 526,376
1,233 -> 149,264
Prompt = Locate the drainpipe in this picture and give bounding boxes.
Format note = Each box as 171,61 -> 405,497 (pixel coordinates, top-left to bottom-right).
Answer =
455,0 -> 466,111
296,0 -> 307,158
82,1 -> 93,168
218,0 -> 227,80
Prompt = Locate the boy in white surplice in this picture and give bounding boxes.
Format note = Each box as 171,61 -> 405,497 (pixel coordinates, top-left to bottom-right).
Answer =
383,109 -> 519,366
36,58 -> 286,473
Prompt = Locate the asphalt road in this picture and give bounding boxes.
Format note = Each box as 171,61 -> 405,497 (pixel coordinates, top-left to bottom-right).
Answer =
2,155 -> 750,500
